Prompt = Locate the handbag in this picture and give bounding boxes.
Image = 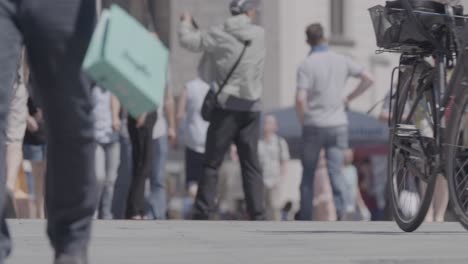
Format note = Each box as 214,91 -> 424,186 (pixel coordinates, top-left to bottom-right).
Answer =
201,40 -> 251,122
82,4 -> 169,118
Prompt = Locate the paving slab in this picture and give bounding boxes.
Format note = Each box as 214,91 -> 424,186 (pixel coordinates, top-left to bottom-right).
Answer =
5,220 -> 468,264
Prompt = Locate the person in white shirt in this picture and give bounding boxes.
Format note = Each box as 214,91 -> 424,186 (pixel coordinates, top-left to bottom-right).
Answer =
92,85 -> 121,220
177,78 -> 210,190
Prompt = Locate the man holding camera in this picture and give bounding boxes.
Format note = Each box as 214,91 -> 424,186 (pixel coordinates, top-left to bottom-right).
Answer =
179,0 -> 266,220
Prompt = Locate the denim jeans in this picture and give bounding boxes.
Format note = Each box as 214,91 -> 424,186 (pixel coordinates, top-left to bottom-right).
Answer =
298,126 -> 348,220
146,136 -> 168,220
112,135 -> 132,219
0,0 -> 97,259
95,141 -> 120,219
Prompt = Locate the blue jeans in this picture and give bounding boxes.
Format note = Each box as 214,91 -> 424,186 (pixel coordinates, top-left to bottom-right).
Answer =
95,141 -> 120,219
298,126 -> 348,220
0,0 -> 97,259
146,136 -> 168,220
23,144 -> 46,161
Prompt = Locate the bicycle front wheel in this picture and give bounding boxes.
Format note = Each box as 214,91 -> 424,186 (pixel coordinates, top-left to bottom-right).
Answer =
388,61 -> 437,232
445,82 -> 468,230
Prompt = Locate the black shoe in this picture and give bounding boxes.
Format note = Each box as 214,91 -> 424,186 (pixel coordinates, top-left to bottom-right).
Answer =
54,254 -> 88,264
192,213 -> 210,220
294,212 -> 301,221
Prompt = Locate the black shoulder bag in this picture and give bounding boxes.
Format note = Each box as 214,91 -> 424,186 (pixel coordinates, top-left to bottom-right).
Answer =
201,40 -> 251,122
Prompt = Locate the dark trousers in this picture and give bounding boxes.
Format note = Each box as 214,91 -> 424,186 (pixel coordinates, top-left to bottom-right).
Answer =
185,147 -> 204,187
112,134 -> 132,219
0,0 -> 97,259
126,112 -> 157,218
193,108 -> 265,220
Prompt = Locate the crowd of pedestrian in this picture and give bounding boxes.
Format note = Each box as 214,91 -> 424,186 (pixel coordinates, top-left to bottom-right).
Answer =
0,0 -> 455,263
2,0 -> 449,226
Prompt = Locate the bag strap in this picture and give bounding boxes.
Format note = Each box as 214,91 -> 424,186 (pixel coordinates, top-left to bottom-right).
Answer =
215,40 -> 252,97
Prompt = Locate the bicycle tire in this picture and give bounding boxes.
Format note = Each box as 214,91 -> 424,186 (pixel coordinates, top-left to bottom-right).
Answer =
445,81 -> 468,230
388,61 -> 437,232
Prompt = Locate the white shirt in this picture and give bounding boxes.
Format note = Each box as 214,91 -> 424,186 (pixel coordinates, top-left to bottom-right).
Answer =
296,48 -> 363,127
92,86 -> 118,144
183,79 -> 210,153
153,69 -> 172,139
152,106 -> 168,139
258,135 -> 290,188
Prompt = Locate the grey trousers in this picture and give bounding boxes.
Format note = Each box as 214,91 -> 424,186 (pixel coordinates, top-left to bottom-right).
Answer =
0,0 -> 97,260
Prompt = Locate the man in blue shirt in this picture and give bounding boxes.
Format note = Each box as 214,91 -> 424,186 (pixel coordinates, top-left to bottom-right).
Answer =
295,23 -> 374,220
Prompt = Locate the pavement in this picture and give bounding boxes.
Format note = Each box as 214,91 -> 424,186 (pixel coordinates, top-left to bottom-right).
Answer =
5,220 -> 468,264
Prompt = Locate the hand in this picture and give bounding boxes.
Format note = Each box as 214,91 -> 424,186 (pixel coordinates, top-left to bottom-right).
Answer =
180,12 -> 192,22
34,109 -> 44,123
26,116 -> 39,133
112,117 -> 121,132
168,127 -> 177,148
344,96 -> 350,105
344,97 -> 351,111
136,113 -> 147,128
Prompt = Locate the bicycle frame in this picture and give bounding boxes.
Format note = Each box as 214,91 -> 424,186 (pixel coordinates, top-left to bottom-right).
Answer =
390,1 -> 466,174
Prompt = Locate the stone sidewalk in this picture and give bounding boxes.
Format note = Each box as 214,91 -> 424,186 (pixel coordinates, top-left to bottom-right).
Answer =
5,220 -> 468,264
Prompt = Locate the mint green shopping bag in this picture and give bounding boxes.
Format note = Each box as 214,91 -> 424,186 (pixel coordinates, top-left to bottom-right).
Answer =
82,4 -> 169,118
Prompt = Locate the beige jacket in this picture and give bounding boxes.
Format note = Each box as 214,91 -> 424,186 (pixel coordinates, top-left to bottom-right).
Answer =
178,15 -> 265,104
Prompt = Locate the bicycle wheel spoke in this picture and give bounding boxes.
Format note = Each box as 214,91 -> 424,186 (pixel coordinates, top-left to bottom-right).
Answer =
456,172 -> 468,194
398,169 -> 405,192
455,158 -> 468,191
406,160 -> 427,182
462,196 -> 468,210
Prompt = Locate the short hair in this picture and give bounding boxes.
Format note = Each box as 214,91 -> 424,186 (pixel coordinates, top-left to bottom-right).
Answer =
306,23 -> 324,46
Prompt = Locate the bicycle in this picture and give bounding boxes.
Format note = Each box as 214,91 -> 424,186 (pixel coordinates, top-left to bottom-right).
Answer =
369,0 -> 468,232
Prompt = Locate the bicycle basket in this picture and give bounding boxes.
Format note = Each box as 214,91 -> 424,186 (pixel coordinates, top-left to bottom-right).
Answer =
369,0 -> 464,51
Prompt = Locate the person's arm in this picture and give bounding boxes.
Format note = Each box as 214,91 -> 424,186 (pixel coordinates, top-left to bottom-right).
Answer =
295,64 -> 310,126
165,86 -> 177,147
176,87 -> 188,127
111,95 -> 121,132
136,113 -> 147,128
178,13 -> 216,53
26,115 -> 39,133
345,70 -> 374,104
26,98 -> 38,132
295,90 -> 307,126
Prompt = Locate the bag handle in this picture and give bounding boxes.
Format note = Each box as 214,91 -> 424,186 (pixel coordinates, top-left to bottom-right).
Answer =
215,40 -> 252,97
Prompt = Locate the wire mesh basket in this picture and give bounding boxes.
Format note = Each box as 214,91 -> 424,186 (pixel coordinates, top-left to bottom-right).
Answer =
369,0 -> 464,52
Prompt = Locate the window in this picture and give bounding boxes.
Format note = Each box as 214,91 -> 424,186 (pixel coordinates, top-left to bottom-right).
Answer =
330,0 -> 355,46
331,0 -> 344,36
